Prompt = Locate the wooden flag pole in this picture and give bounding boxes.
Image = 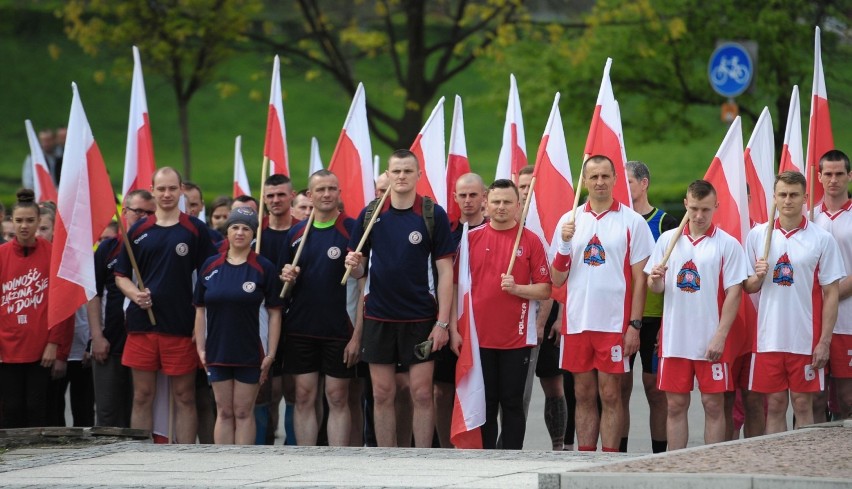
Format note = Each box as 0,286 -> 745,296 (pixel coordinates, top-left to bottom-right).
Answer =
763,202 -> 776,260
567,155 -> 588,225
255,156 -> 269,253
506,176 -> 537,275
659,213 -> 689,267
114,207 -> 156,326
280,208 -> 315,299
341,184 -> 392,285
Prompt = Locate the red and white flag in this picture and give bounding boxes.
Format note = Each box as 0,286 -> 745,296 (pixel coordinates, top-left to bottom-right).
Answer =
778,85 -> 804,175
122,46 -> 156,197
451,222 -> 485,449
373,155 -> 380,181
48,83 -> 115,328
743,107 -> 775,224
703,116 -> 751,361
585,58 -> 631,207
805,26 -> 834,208
309,136 -> 323,174
494,74 -> 527,181
328,83 -> 375,214
25,119 -> 58,203
412,97 -> 446,207
528,93 -> 574,248
445,95 -> 471,224
264,55 -> 289,177
233,135 -> 251,198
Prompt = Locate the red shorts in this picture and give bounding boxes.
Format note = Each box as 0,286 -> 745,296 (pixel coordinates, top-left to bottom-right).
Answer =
749,352 -> 825,393
560,331 -> 629,374
658,357 -> 730,394
730,353 -> 753,390
829,334 -> 852,379
122,333 -> 199,376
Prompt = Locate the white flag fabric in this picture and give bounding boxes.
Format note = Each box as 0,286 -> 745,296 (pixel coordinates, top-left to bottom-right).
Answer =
494,74 -> 527,181
309,136 -> 323,175
122,46 -> 156,197
743,107 -> 775,224
264,55 -> 290,177
779,85 -> 804,175
412,96 -> 447,207
328,83 -> 375,214
25,119 -> 58,203
233,135 -> 251,198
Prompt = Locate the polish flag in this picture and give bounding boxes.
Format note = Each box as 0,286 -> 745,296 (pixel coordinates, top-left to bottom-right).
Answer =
309,136 -> 323,174
233,135 -> 251,198
451,222 -> 485,449
528,93 -> 574,247
805,26 -> 834,208
743,108 -> 775,224
48,83 -> 116,328
445,95 -> 471,225
585,58 -> 631,207
328,83 -> 375,214
778,86 -> 804,175
703,116 -> 750,361
373,155 -> 380,181
25,120 -> 58,203
412,97 -> 446,207
494,74 -> 527,181
264,55 -> 289,177
122,46 -> 156,197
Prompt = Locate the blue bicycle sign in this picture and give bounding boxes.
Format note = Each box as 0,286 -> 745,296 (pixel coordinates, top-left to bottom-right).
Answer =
708,43 -> 753,97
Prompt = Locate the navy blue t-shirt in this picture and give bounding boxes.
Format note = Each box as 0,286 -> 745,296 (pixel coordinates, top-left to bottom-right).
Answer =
93,237 -> 126,356
260,219 -> 299,270
348,195 -> 456,322
282,214 -> 355,340
194,252 -> 283,366
115,213 -> 216,336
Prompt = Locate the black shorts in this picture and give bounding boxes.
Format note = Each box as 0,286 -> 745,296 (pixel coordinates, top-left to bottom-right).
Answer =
432,346 -> 458,384
628,316 -> 661,374
282,335 -> 355,379
273,333 -> 286,377
536,302 -> 562,378
361,319 -> 434,367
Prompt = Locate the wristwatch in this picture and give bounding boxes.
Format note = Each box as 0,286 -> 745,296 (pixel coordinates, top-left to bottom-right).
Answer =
629,319 -> 642,331
435,320 -> 449,330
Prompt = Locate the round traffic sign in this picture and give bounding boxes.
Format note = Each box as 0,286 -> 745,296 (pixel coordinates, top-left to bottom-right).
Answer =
708,43 -> 753,97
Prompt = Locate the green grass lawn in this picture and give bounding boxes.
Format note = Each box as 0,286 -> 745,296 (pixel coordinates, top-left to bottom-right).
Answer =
1,8 -> 849,211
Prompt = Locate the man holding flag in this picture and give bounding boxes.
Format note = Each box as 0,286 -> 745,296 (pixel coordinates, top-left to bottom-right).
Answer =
451,179 -> 551,449
115,167 -> 216,443
813,150 -> 852,418
550,155 -> 654,452
744,171 -> 844,433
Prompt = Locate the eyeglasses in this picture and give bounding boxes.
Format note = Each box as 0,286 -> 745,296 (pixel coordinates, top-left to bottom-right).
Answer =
125,207 -> 154,217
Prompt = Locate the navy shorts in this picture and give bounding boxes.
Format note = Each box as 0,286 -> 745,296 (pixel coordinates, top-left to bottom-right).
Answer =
207,365 -> 260,384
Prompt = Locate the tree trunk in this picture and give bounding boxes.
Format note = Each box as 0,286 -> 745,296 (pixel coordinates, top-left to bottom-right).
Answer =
177,96 -> 192,180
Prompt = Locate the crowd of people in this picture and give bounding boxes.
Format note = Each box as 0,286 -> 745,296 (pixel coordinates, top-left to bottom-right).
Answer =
0,146 -> 849,454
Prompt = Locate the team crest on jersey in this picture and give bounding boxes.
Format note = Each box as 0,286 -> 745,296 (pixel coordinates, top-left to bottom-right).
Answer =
773,253 -> 794,286
676,260 -> 700,293
175,243 -> 188,256
242,281 -> 256,293
583,234 -> 606,266
409,231 -> 422,244
539,265 -> 547,276
327,246 -> 341,259
516,246 -> 524,257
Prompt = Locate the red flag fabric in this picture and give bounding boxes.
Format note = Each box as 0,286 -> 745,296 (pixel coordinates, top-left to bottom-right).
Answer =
264,55 -> 290,177
778,86 -> 804,175
25,119 -> 58,204
528,93 -> 574,248
233,135 -> 251,198
412,97 -> 446,206
703,116 -> 751,361
445,95 -> 471,224
122,46 -> 156,197
743,107 -> 775,224
328,83 -> 375,215
805,26 -> 834,208
494,74 -> 527,181
584,58 -> 631,207
48,83 -> 115,328
451,223 -> 485,448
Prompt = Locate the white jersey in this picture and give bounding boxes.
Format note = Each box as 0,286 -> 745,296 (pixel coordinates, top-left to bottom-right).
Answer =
745,217 -> 846,355
814,200 -> 852,335
551,201 -> 654,334
645,225 -> 747,360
